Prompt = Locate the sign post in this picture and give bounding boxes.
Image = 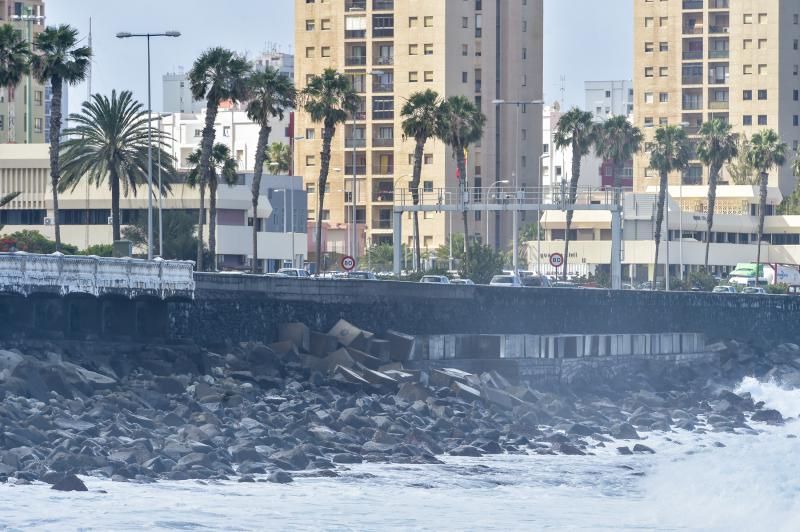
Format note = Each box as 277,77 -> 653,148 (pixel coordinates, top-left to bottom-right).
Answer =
341,255 -> 356,272
549,252 -> 564,277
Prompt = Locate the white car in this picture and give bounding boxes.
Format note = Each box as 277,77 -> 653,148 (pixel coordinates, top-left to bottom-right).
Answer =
420,275 -> 450,284
277,268 -> 311,278
489,274 -> 523,287
712,285 -> 737,294
450,279 -> 475,286
742,286 -> 767,295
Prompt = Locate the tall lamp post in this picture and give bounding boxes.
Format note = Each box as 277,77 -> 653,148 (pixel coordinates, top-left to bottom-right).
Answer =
485,180 -> 509,247
492,99 -> 545,275
116,30 -> 181,260
12,6 -> 44,144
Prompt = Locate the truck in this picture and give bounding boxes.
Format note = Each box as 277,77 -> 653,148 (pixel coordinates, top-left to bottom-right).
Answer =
727,263 -> 800,287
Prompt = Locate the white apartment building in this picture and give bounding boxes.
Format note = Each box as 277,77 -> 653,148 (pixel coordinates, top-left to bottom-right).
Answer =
584,80 -> 634,120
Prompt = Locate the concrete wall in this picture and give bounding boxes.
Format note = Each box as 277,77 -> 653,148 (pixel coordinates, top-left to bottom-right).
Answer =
172,274 -> 800,347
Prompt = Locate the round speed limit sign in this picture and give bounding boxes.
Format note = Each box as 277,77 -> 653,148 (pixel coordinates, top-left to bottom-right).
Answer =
549,252 -> 564,269
341,255 -> 356,271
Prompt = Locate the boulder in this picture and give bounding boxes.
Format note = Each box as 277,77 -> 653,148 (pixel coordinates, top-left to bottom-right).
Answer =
553,442 -> 586,456
332,365 -> 370,386
346,348 -> 383,370
332,453 -> 363,464
51,474 -> 88,492
449,445 -> 483,457
451,381 -> 481,402
632,444 -> 656,454
751,409 -> 784,424
617,446 -> 633,455
397,382 -> 431,403
279,323 -> 311,353
270,447 -> 309,471
611,422 -> 640,440
310,331 -> 339,358
268,470 -> 293,484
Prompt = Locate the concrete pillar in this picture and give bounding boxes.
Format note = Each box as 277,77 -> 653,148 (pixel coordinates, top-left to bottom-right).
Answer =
611,206 -> 622,289
392,210 -> 403,276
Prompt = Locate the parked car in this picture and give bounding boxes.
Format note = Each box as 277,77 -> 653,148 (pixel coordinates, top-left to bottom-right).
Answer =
420,275 -> 450,284
742,286 -> 767,295
489,274 -> 523,287
712,285 -> 737,294
521,275 -> 552,288
345,271 -> 378,280
277,268 -> 311,278
450,278 -> 475,285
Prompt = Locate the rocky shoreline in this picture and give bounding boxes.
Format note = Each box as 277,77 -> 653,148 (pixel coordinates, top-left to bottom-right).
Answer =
1,323 -> 798,490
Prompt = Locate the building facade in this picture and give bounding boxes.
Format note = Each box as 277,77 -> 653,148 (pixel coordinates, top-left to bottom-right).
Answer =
162,70 -> 205,114
294,0 -> 544,259
584,79 -> 634,120
633,0 -> 799,194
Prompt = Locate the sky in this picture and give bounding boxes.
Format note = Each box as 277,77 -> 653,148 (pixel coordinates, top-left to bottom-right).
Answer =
47,0 -> 633,114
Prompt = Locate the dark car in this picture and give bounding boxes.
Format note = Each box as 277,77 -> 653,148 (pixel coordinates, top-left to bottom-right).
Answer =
521,275 -> 552,288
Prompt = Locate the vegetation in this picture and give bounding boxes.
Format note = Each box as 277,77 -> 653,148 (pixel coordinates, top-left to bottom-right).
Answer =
696,119 -> 738,271
59,90 -> 174,242
302,68 -> 359,274
746,129 -> 786,271
0,191 -> 20,232
727,135 -> 758,185
436,96 -> 486,276
553,108 -> 596,280
434,233 -> 505,284
264,142 -> 292,174
31,24 -> 92,251
648,126 -> 691,286
401,89 -> 443,271
122,210 -> 204,261
245,66 -> 296,273
189,47 -> 250,270
0,230 -> 78,254
363,243 -> 411,272
0,24 -> 30,143
595,115 -> 643,188
79,244 -> 113,257
778,159 -> 800,215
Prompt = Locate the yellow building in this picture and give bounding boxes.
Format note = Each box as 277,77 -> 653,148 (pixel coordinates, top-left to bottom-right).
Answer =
294,0 -> 543,258
634,0 -> 799,194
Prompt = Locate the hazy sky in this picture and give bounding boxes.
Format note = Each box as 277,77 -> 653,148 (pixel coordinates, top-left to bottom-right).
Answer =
47,0 -> 633,114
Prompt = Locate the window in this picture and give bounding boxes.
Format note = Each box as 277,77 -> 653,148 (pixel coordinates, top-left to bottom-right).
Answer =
522,47 -> 527,60
758,13 -> 767,24
659,67 -> 668,77
644,117 -> 654,127
794,90 -> 799,101
462,16 -> 469,28
33,91 -> 42,105
743,90 -> 752,100
409,44 -> 418,55
794,116 -> 799,127
659,17 -> 667,27
644,42 -> 654,52
462,71 -> 468,83
424,71 -> 433,82
423,181 -> 433,192
194,129 -> 202,137
743,64 -> 753,75
424,154 -> 433,165
462,44 -> 469,56
645,67 -> 654,77
659,42 -> 668,52
321,46 -> 331,57
305,128 -> 315,139
758,89 -> 767,100
306,155 -> 316,166
409,16 -> 418,27
222,126 -> 231,137
758,115 -> 767,126
758,64 -> 767,75
644,17 -> 654,28
475,14 -> 482,37
305,47 -> 315,58
758,39 -> 767,50
644,92 -> 654,104
659,92 -> 668,103
33,117 -> 42,132
408,71 -> 418,82
659,117 -> 668,126
522,20 -> 527,32
424,44 -> 433,55
743,115 -> 752,126
320,18 -> 331,30
424,16 -> 433,27
305,19 -> 315,31
321,210 -> 330,221
743,13 -> 753,24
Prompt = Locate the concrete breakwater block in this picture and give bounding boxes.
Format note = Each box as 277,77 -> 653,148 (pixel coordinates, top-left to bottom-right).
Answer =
429,368 -> 473,388
278,323 -> 310,353
385,330 -> 415,362
310,331 -> 339,358
346,347 -> 383,370
328,319 -> 366,348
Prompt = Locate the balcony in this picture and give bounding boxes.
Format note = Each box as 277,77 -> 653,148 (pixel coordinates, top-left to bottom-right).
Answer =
373,82 -> 394,93
709,100 -> 729,110
346,0 -> 367,11
709,25 -> 729,34
345,165 -> 367,175
372,164 -> 394,176
373,219 -> 393,230
374,55 -> 394,66
353,111 -> 367,121
709,49 -> 729,59
372,137 -> 394,147
373,27 -> 394,38
682,100 -> 703,111
345,56 -> 367,66
709,0 -> 729,9
708,74 -> 729,85
373,184 -> 394,203
373,0 -> 394,9
682,75 -> 703,84
683,0 -> 703,8
682,50 -> 703,60
345,30 -> 367,39
683,25 -> 704,35
345,137 -> 367,148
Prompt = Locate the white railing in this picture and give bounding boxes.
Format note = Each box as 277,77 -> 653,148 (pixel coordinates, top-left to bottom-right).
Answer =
0,252 -> 195,299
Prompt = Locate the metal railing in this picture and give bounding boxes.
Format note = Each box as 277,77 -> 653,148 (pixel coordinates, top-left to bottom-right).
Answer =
0,253 -> 195,299
345,56 -> 367,66
393,185 -> 629,209
683,0 -> 703,8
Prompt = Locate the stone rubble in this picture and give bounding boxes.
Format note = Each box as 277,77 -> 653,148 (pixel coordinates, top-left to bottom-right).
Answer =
0,321 -> 798,486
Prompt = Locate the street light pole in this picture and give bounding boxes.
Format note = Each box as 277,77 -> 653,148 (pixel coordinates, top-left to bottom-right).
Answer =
116,30 -> 181,259
486,180 -> 509,247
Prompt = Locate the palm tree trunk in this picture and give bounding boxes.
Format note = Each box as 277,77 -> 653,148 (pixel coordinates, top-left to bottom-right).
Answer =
251,126 -> 271,273
316,122 -> 335,274
110,166 -> 121,242
411,137 -> 425,272
6,85 -> 12,143
563,139 -> 582,281
653,170 -> 668,288
756,171 -> 768,276
197,182 -> 205,270
197,102 -> 219,270
704,163 -> 720,271
457,147 -> 470,275
209,179 -> 218,271
49,77 -> 64,251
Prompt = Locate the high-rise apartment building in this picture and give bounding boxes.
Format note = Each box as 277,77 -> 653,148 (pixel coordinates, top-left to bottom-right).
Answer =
294,0 -> 543,259
0,0 -> 46,144
634,0 -> 799,194
584,80 -> 634,120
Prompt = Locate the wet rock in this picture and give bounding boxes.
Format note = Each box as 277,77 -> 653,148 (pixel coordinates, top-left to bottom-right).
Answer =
617,446 -> 633,455
751,409 -> 784,424
449,445 -> 483,457
267,470 -> 294,484
611,423 -> 640,440
51,474 -> 88,492
553,442 -> 586,456
332,453 -> 363,464
270,447 -> 309,471
632,444 -> 655,454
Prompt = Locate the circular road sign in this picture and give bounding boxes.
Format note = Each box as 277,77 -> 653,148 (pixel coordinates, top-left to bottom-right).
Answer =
341,255 -> 356,272
549,252 -> 564,269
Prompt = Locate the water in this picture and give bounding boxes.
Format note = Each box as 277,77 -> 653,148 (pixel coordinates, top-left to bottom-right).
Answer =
1,379 -> 798,531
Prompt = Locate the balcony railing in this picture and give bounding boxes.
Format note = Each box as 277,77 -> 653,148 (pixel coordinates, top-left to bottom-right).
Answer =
374,55 -> 394,66
372,165 -> 394,175
683,26 -> 704,35
373,111 -> 394,120
345,138 -> 367,148
345,56 -> 367,66
709,0 -> 729,8
708,50 -> 729,58
353,111 -> 367,121
682,50 -> 703,60
373,219 -> 393,230
709,100 -> 729,110
683,0 -> 703,8
683,101 -> 703,110
373,137 -> 394,147
373,190 -> 394,202
346,0 -> 367,11
373,83 -> 394,93
373,27 -> 394,38
345,30 -> 367,39
345,165 -> 367,175
709,25 -> 729,34
373,0 -> 394,9
682,75 -> 703,84
708,75 -> 729,85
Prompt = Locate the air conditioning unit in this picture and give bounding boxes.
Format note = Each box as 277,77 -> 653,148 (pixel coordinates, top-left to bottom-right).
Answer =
107,216 -> 114,225
43,217 -> 53,225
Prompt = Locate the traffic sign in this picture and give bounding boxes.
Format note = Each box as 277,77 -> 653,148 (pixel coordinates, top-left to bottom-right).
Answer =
549,252 -> 564,269
341,255 -> 356,271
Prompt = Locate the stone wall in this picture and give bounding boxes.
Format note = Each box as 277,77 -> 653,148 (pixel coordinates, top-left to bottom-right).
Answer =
172,274 -> 800,347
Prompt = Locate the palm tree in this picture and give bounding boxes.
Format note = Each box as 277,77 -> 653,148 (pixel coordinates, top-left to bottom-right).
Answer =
553,108 -> 596,281
245,67 -> 295,273
401,89 -> 442,271
186,144 -> 239,270
0,24 -> 30,143
596,116 -> 643,190
59,90 -> 174,243
188,47 -> 251,270
436,95 -> 486,275
746,129 -> 786,273
302,68 -> 359,274
648,126 -> 691,287
696,119 -> 738,271
0,191 -> 20,233
31,24 -> 92,251
265,143 -> 292,174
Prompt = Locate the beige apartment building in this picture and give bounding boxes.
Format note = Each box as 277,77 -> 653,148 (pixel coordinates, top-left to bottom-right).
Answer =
0,0 -> 47,144
634,0 -> 799,195
294,0 -> 543,260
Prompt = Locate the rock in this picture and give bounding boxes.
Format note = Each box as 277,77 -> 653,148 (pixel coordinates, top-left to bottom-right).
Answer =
632,444 -> 656,454
397,382 -> 431,403
267,470 -> 293,484
449,445 -> 483,457
309,331 -> 339,358
238,475 -> 256,483
611,423 -> 640,440
270,447 -> 309,471
384,330 -> 416,362
451,382 -> 481,402
566,423 -> 595,437
328,319 -> 366,348
751,409 -> 784,424
332,365 -> 370,386
51,474 -> 88,492
617,446 -> 633,455
153,377 -> 185,395
346,348 -> 383,370
553,442 -> 586,456
279,323 -> 311,353
332,453 -> 363,464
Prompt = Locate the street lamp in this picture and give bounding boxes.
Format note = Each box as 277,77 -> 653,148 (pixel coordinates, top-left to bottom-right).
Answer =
485,180 -> 510,247
117,30 -> 181,260
492,99 -> 545,275
12,7 -> 44,144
